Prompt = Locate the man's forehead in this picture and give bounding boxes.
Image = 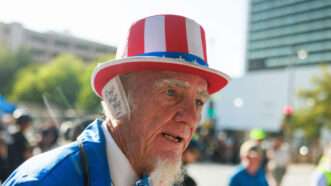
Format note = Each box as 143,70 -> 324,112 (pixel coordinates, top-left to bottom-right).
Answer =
155,78 -> 209,97
129,70 -> 209,94
156,79 -> 190,88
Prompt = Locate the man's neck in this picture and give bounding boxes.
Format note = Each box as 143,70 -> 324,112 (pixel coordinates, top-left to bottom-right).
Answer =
106,122 -> 143,175
102,122 -> 138,186
106,122 -> 128,157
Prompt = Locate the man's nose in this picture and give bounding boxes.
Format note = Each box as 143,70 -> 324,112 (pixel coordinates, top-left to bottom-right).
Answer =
174,98 -> 200,127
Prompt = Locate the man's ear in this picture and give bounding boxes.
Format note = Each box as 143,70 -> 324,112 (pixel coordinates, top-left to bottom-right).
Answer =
101,76 -> 131,124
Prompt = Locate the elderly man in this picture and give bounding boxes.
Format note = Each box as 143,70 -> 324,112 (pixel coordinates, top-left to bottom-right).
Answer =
4,14 -> 229,186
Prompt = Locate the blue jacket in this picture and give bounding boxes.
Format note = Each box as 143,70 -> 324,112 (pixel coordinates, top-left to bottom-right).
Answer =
228,165 -> 269,186
4,119 -> 112,186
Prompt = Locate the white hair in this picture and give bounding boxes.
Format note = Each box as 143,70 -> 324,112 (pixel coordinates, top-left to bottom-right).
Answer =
150,159 -> 183,186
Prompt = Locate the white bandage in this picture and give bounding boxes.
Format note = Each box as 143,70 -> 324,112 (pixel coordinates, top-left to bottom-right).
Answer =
101,76 -> 131,123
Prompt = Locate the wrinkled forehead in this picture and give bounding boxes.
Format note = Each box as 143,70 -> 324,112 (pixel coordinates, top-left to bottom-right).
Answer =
127,70 -> 209,94
154,75 -> 209,98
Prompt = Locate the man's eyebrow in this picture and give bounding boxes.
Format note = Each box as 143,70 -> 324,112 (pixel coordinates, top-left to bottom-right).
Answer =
155,79 -> 209,98
155,79 -> 190,89
198,90 -> 209,100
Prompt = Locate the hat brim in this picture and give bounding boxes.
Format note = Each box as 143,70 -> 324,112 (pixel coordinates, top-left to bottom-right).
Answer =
92,56 -> 230,97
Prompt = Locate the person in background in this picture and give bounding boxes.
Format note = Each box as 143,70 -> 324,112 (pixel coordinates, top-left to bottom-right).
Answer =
250,128 -> 269,170
0,136 -> 10,183
249,129 -> 267,144
0,114 -> 14,148
229,140 -> 269,186
267,135 -> 290,186
4,14 -> 230,186
36,125 -> 59,153
7,112 -> 33,173
311,143 -> 331,186
0,115 -> 12,183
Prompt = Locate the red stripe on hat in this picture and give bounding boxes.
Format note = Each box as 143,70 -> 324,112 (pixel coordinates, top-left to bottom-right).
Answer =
127,19 -> 145,56
200,26 -> 207,62
165,15 -> 188,53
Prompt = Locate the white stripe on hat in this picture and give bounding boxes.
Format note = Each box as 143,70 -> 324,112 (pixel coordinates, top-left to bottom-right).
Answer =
144,15 -> 166,53
186,18 -> 204,60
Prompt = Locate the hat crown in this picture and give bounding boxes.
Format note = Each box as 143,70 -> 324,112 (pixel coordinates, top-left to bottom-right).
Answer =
117,15 -> 208,67
91,14 -> 230,98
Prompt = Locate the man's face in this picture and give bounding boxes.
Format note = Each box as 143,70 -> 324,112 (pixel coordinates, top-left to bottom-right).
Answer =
119,71 -> 208,172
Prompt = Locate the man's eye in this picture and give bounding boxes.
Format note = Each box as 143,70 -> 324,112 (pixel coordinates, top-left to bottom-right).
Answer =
166,89 -> 176,97
196,99 -> 205,107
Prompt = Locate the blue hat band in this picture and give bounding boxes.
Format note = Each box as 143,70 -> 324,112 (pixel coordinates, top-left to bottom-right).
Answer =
137,51 -> 208,67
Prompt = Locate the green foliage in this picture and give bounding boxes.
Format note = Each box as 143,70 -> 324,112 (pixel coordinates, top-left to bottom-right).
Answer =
10,54 -> 84,108
76,62 -> 99,112
287,66 -> 331,140
9,50 -> 115,114
39,54 -> 84,107
76,53 -> 115,113
0,45 -> 34,95
9,64 -> 41,103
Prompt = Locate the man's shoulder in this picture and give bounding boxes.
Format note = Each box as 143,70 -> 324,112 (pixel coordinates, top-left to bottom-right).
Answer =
4,142 -> 81,186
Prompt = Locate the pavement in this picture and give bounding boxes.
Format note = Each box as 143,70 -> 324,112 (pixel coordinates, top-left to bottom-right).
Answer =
187,163 -> 315,186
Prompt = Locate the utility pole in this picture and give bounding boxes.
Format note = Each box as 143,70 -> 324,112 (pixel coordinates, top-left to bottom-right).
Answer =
286,48 -> 308,114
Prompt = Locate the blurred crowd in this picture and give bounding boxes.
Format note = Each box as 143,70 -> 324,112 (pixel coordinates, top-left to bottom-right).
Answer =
0,110 -> 35,181
0,109 -> 93,183
195,121 -> 292,186
1,110 -> 331,186
0,109 -> 301,186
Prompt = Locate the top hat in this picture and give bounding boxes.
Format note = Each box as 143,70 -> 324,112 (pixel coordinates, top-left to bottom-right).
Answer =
91,14 -> 230,97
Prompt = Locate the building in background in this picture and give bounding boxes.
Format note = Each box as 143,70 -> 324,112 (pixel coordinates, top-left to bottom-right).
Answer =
214,0 -> 331,132
215,67 -> 324,131
247,0 -> 331,71
0,22 -> 116,62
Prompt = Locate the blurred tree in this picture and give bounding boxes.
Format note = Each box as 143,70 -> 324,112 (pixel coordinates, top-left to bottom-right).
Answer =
286,66 -> 331,141
0,45 -> 34,96
76,54 -> 115,113
9,64 -> 41,103
38,54 -> 84,108
10,54 -> 84,108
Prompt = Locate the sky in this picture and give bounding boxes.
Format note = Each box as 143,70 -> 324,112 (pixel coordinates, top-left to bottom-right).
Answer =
0,0 -> 248,77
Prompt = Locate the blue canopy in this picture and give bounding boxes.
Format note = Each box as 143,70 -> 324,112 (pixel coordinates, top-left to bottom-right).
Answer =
0,96 -> 16,113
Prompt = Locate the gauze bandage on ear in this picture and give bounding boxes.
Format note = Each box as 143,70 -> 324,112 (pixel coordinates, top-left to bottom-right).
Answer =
101,76 -> 131,123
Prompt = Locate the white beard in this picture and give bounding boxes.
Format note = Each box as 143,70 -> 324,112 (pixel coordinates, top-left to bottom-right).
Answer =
150,159 -> 183,186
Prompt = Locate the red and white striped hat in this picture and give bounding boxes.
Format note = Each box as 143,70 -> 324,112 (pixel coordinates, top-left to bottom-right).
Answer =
92,14 -> 230,97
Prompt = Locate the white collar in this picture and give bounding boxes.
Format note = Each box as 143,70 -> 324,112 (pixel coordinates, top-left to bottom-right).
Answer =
102,122 -> 138,186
